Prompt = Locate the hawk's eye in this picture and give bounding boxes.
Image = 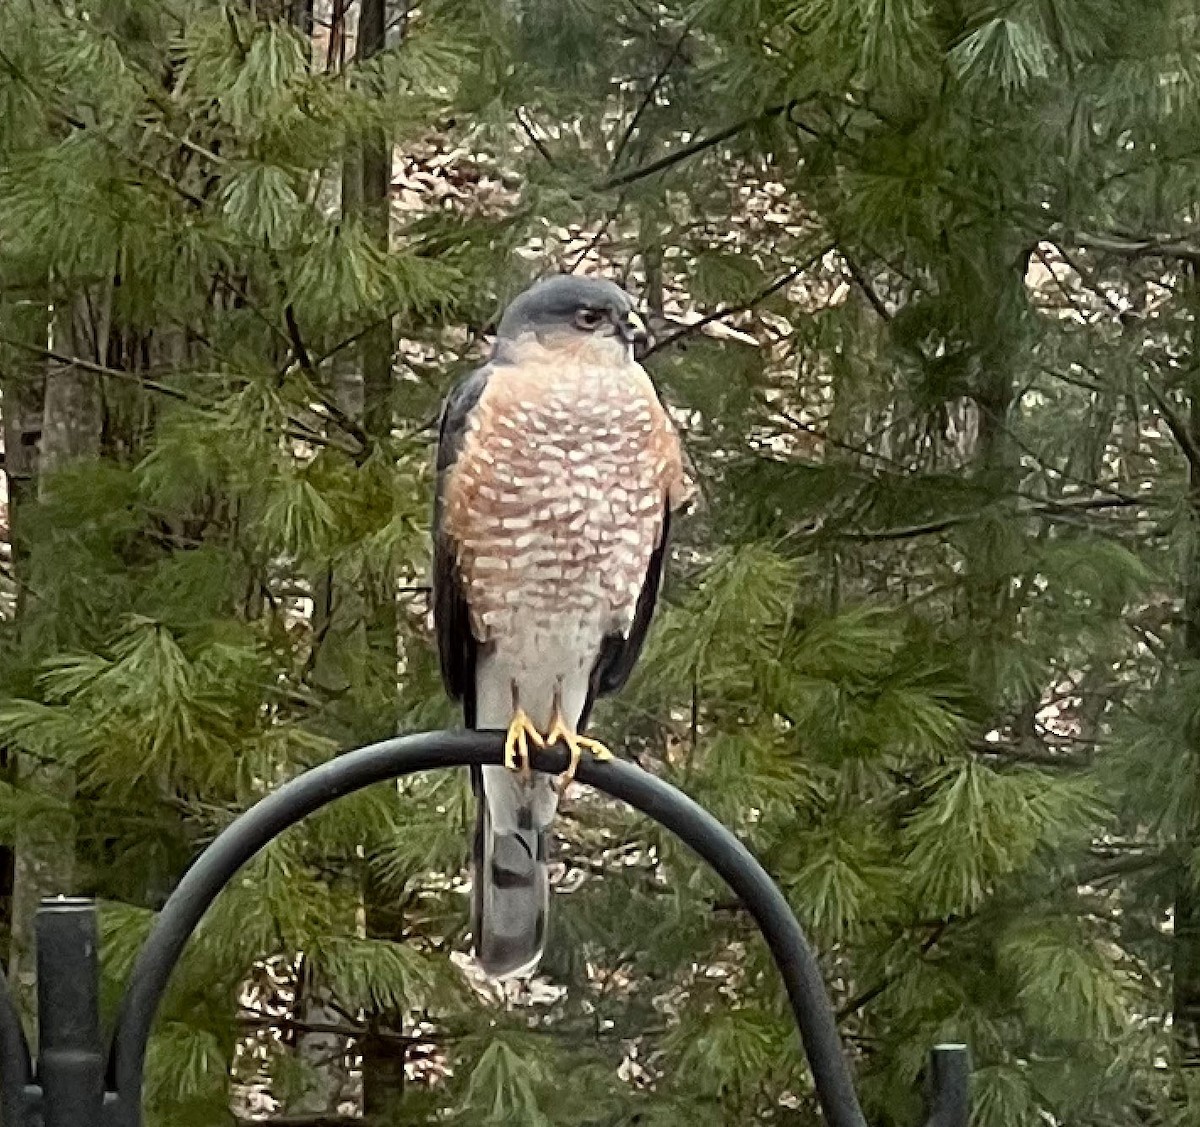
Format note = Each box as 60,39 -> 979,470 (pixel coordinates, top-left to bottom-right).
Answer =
574,308 -> 605,331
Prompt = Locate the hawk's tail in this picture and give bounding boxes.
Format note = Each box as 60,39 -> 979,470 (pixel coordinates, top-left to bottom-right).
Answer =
470,764 -> 553,979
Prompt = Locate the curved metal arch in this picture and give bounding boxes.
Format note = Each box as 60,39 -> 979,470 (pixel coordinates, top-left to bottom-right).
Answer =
96,729 -> 966,1127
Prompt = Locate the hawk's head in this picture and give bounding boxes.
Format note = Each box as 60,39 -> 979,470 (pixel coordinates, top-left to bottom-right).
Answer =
496,276 -> 650,360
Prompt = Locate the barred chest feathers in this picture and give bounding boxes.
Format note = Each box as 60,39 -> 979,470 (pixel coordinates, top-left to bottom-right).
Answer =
443,344 -> 685,662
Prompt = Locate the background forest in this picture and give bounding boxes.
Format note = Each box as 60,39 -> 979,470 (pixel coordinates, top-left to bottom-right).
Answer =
0,0 -> 1198,1124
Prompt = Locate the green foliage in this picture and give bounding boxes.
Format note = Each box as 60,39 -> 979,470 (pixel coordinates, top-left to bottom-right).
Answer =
309,935 -> 455,1013
0,0 -> 1194,1122
455,1035 -> 558,1125
903,762 -> 1096,914
997,920 -> 1134,1041
665,1007 -> 779,1102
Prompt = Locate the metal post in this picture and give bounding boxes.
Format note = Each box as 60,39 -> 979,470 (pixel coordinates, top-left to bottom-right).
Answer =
924,1044 -> 970,1127
36,898 -> 104,1127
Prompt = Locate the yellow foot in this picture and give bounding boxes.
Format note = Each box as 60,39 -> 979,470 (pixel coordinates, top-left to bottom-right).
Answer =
545,713 -> 613,796
504,708 -> 545,779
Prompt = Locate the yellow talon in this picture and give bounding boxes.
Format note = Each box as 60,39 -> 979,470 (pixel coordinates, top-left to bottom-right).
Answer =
504,707 -> 545,779
546,711 -> 613,796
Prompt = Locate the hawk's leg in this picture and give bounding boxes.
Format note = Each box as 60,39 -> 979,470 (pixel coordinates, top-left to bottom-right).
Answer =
504,681 -> 545,780
546,680 -> 614,795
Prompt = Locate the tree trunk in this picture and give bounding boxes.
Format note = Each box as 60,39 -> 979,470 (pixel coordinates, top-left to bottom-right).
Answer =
8,287 -> 105,1005
0,288 -> 49,970
296,1 -> 405,1117
350,3 -> 407,1116
0,299 -> 46,620
961,242 -> 1032,705
1173,269 -> 1200,1064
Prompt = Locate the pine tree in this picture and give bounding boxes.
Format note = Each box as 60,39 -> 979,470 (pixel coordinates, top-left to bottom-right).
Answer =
1,1 -> 1199,1125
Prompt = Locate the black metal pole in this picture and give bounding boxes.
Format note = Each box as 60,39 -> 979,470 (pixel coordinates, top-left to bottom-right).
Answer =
36,898 -> 104,1127
104,730 -> 968,1127
924,1044 -> 970,1127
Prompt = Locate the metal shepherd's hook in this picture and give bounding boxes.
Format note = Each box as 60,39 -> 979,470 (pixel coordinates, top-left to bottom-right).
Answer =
0,731 -> 970,1127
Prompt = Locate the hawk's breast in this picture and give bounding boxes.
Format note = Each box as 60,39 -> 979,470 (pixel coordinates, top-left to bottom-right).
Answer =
443,347 -> 683,653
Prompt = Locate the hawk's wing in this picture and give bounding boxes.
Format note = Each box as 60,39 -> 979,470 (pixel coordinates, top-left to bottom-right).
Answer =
579,502 -> 672,730
432,363 -> 492,727
433,361 -> 550,979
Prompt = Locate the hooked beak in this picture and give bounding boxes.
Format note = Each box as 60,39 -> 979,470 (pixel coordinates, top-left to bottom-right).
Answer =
617,309 -> 653,357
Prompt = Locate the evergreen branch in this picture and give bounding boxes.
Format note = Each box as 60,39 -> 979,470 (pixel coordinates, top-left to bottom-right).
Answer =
1029,493 -> 1149,513
621,0 -> 665,28
0,45 -> 94,140
312,317 -> 392,369
6,333 -> 355,458
808,482 -> 1153,549
834,493 -> 1151,543
0,45 -> 205,208
213,273 -> 295,355
837,921 -> 951,1022
835,514 -> 976,541
0,335 -> 194,403
596,98 -> 808,191
773,409 -> 909,469
281,304 -> 370,454
124,149 -> 207,209
1130,621 -> 1168,660
308,396 -> 371,456
284,304 -> 317,375
837,248 -> 892,321
567,193 -> 627,273
646,243 -> 835,356
1046,242 -> 1128,320
862,239 -> 921,287
150,122 -> 227,169
971,737 -> 1092,768
1033,245 -> 1102,324
237,1014 -> 423,1045
834,844 -> 1151,1026
993,416 -> 1140,503
786,101 -> 824,141
610,20 -> 693,171
515,108 -> 554,166
240,1117 -> 354,1126
1067,231 -> 1200,264
1142,377 -> 1200,470
1073,851 -> 1165,886
1037,364 -> 1106,394
206,286 -> 384,458
311,297 -> 452,373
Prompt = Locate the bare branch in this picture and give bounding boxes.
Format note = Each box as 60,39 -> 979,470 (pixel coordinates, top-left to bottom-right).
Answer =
515,107 -> 554,166
610,21 -> 693,171
595,98 -> 808,192
0,334 -> 194,403
646,242 -> 835,356
282,304 -> 371,456
284,303 -> 318,375
1143,377 -> 1200,470
568,193 -> 627,274
838,248 -> 892,321
1067,230 -> 1200,264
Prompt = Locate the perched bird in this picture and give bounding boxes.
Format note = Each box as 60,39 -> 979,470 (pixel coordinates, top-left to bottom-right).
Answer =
432,275 -> 691,979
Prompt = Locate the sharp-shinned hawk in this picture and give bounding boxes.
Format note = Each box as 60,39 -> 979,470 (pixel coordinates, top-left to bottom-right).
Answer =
433,275 -> 689,979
